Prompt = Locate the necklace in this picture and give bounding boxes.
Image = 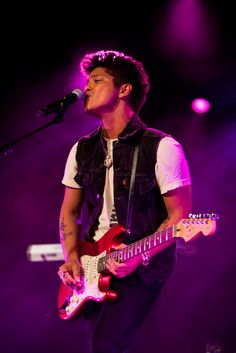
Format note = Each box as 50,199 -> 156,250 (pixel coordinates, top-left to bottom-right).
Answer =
104,139 -> 119,168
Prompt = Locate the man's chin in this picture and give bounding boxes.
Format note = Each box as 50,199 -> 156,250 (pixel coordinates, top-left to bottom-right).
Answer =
84,106 -> 100,118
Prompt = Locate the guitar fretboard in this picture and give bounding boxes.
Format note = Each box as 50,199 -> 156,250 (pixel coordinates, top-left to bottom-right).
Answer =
97,225 -> 175,273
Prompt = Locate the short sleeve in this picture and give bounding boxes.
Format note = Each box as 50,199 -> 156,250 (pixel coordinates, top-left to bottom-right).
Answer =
61,142 -> 81,188
155,136 -> 191,194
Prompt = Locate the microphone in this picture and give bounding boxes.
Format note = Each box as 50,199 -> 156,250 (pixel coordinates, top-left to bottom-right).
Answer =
37,89 -> 84,117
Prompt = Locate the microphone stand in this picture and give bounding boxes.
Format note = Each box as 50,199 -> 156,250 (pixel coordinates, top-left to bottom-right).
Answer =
0,110 -> 65,156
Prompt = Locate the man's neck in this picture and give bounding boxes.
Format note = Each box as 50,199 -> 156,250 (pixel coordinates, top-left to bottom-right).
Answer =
101,109 -> 134,139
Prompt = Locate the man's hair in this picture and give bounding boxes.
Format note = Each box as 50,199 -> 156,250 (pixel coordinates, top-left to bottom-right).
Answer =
80,50 -> 150,114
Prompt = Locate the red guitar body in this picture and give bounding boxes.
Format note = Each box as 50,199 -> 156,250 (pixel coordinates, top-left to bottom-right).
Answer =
58,224 -> 125,320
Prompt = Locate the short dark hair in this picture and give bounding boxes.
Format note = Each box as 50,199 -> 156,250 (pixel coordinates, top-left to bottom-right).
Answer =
80,50 -> 150,114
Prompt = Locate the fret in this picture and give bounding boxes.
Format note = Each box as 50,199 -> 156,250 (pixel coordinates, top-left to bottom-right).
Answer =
150,234 -> 155,248
166,229 -> 169,241
143,239 -> 146,251
134,245 -> 137,255
168,227 -> 173,241
134,244 -> 138,256
166,228 -> 169,241
159,231 -> 163,243
130,245 -> 134,259
123,248 -> 127,262
134,243 -> 138,256
117,251 -> 121,263
138,243 -> 141,254
125,247 -> 129,261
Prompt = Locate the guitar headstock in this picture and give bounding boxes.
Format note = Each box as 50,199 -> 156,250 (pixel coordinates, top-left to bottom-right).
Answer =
175,213 -> 219,242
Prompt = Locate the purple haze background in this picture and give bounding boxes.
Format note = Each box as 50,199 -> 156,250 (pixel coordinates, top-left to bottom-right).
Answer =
0,2 -> 236,353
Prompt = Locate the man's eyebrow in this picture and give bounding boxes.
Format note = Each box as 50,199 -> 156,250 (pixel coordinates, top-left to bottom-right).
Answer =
90,74 -> 106,78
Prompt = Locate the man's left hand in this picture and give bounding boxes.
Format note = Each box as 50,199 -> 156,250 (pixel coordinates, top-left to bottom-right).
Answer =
105,243 -> 141,278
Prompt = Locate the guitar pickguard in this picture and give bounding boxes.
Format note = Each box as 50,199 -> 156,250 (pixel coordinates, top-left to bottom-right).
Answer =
62,251 -> 107,317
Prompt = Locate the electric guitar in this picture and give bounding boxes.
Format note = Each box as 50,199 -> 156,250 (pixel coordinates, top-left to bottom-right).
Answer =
57,214 -> 218,320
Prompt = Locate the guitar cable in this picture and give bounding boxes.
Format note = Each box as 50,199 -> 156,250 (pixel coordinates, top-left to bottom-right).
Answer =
45,296 -> 69,317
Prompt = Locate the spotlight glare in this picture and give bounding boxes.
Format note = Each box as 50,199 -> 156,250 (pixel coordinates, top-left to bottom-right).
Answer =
191,98 -> 211,114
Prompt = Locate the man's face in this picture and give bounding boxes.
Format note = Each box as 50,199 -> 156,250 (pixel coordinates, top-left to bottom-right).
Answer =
83,67 -> 120,116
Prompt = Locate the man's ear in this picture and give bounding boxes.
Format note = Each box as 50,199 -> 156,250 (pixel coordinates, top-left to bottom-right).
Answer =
119,83 -> 132,98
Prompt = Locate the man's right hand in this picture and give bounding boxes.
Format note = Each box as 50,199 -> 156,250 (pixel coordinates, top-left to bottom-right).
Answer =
58,259 -> 82,290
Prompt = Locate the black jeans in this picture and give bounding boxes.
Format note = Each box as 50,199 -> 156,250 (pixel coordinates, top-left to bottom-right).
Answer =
83,272 -> 165,353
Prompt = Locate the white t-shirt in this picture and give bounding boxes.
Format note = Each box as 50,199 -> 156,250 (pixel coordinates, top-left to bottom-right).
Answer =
62,136 -> 191,241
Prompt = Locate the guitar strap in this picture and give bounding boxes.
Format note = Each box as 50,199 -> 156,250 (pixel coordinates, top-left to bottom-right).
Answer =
125,145 -> 139,234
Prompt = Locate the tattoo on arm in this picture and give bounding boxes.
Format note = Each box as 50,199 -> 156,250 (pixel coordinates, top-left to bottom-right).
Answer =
159,216 -> 170,230
60,218 -> 73,241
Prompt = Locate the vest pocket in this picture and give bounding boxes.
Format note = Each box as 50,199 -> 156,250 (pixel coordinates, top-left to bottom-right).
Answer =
136,176 -> 157,195
74,171 -> 94,187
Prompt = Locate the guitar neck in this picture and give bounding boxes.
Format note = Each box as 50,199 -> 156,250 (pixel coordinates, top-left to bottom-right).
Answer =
97,225 -> 175,273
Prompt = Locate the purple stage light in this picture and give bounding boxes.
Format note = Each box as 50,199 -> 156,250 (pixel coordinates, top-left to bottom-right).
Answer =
191,98 -> 211,113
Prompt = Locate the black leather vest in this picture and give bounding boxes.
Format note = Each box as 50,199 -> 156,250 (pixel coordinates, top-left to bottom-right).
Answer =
74,115 -> 176,285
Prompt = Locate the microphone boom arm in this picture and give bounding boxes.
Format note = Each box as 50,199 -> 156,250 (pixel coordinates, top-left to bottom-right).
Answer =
1,89 -> 83,156
1,111 -> 65,156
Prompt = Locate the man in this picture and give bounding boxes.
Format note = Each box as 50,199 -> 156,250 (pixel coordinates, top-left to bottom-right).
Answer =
58,50 -> 192,353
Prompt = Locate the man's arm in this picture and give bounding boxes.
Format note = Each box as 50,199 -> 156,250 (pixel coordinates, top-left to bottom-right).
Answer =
58,186 -> 84,289
149,184 -> 192,254
106,184 -> 192,277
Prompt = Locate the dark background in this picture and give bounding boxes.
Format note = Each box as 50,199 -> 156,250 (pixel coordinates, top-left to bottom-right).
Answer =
1,2 -> 236,353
